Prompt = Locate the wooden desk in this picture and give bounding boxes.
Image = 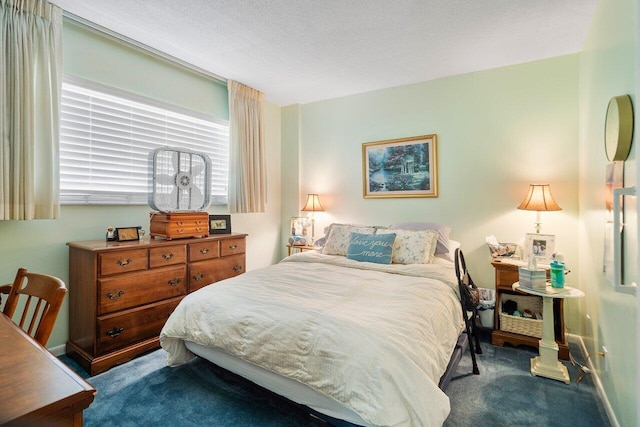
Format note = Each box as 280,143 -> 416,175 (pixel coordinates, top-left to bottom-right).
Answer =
0,313 -> 96,426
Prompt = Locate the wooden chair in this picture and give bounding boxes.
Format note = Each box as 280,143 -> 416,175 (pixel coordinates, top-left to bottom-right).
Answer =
0,268 -> 67,346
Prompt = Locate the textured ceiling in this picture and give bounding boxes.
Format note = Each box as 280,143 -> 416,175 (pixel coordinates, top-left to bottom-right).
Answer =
49,0 -> 598,106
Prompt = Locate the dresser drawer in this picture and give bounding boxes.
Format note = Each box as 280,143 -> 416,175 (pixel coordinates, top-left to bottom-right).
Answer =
159,223 -> 209,238
99,249 -> 148,276
149,245 -> 186,268
220,238 -> 246,256
98,266 -> 187,315
188,254 -> 245,292
189,240 -> 220,262
495,268 -> 519,288
97,298 -> 181,355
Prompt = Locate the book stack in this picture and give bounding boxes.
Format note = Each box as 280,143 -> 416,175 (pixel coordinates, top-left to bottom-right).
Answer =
518,267 -> 547,289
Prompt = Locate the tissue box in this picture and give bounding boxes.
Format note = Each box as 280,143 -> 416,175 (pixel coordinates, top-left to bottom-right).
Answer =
518,267 -> 547,289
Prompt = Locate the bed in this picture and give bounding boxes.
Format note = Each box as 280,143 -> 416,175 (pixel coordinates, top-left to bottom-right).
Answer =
160,223 -> 466,427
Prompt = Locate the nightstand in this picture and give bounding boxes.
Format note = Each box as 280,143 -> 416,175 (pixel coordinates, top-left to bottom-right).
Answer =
286,245 -> 317,256
491,260 -> 570,360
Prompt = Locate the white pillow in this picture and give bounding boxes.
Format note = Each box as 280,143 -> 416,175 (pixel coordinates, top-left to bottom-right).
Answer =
390,222 -> 452,255
435,239 -> 461,262
377,228 -> 439,264
322,224 -> 377,256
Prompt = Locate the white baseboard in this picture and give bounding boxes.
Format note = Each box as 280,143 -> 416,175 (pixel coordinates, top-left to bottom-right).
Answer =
566,333 -> 619,427
48,343 -> 66,357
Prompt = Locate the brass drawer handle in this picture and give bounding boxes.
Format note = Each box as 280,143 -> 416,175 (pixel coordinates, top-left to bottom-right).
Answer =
107,290 -> 125,300
168,278 -> 182,287
233,265 -> 243,272
177,228 -> 184,233
117,258 -> 132,267
192,273 -> 205,281
199,248 -> 210,255
229,244 -> 238,250
162,253 -> 174,260
106,326 -> 124,338
177,221 -> 184,226
195,227 -> 203,232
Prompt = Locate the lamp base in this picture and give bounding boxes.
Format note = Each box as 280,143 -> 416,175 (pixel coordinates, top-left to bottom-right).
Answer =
534,211 -> 542,234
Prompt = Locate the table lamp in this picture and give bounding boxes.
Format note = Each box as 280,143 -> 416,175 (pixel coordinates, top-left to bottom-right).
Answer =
517,184 -> 561,234
301,193 -> 324,244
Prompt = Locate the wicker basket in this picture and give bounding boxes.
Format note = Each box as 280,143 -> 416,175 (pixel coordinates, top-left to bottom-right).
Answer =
499,294 -> 543,338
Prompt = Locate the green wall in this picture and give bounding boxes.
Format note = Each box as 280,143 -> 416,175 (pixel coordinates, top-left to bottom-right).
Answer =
285,55 -> 581,331
63,19 -> 229,120
579,0 -> 637,425
0,20 -> 283,352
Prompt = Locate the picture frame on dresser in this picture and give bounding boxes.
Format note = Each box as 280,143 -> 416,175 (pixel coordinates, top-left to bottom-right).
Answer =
115,227 -> 140,241
209,214 -> 231,234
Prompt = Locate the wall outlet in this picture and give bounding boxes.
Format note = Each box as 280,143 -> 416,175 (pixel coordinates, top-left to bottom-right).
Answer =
599,346 -> 609,372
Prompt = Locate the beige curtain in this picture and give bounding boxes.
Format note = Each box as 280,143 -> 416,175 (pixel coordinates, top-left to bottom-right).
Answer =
227,80 -> 266,213
0,0 -> 62,220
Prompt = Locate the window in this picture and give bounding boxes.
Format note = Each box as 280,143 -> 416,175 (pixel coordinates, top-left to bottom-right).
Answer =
60,76 -> 229,205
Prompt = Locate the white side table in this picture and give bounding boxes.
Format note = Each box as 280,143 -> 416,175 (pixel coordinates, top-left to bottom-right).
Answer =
512,283 -> 585,383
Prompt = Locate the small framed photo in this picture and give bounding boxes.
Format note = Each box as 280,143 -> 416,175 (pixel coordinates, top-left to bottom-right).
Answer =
524,233 -> 555,264
290,216 -> 310,237
209,215 -> 231,234
115,227 -> 140,242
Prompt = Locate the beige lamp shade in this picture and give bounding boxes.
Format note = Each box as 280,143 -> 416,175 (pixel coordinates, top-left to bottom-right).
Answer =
517,184 -> 561,212
518,184 -> 561,234
301,194 -> 324,212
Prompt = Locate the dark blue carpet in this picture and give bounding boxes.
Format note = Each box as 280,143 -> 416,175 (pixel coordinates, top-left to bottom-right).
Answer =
59,332 -> 610,426
444,331 -> 610,427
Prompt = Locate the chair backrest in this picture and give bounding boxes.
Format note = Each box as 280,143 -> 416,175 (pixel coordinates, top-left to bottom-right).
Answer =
2,268 -> 67,346
454,248 -> 479,312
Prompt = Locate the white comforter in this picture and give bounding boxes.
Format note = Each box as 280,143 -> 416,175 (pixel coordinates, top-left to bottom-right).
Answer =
160,251 -> 464,427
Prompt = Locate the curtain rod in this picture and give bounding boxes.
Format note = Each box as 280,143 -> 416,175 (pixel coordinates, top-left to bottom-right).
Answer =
62,11 -> 227,85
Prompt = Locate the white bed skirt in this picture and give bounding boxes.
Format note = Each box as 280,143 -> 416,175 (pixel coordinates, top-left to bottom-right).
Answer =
185,340 -> 370,426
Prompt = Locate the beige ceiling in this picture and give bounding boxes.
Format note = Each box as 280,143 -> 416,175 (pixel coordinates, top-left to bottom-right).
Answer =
49,0 -> 599,106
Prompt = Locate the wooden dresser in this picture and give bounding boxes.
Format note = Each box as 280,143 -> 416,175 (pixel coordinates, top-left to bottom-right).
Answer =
66,234 -> 247,375
490,260 -> 569,360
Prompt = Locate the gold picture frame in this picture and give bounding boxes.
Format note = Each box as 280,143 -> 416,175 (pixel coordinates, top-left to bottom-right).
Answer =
362,134 -> 438,198
115,227 -> 140,241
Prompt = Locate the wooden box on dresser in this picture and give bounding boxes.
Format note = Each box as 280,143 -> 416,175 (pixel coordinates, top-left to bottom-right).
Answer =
490,260 -> 569,360
66,233 -> 247,375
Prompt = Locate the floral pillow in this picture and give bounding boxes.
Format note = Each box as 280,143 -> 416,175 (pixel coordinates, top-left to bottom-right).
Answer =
322,223 -> 377,256
376,228 -> 439,264
390,222 -> 452,255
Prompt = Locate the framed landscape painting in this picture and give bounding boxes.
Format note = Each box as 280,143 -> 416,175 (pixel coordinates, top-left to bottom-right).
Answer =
362,134 -> 438,199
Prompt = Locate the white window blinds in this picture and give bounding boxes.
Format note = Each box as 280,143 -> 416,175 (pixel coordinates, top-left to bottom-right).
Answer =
60,76 -> 229,205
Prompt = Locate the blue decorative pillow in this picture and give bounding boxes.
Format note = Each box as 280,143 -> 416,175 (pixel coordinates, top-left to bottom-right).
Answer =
346,232 -> 396,264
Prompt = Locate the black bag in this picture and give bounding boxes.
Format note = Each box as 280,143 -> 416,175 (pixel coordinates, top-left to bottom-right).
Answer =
455,248 -> 480,311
